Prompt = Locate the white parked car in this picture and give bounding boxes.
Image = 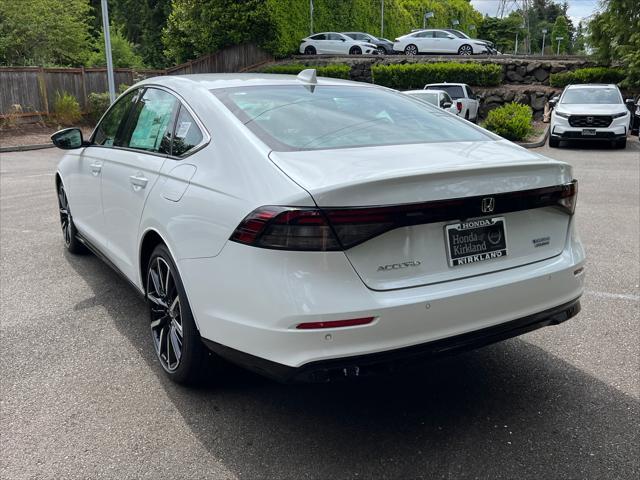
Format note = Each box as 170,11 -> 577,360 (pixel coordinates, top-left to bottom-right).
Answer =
299,32 -> 377,55
425,83 -> 480,122
549,84 -> 632,148
403,89 -> 458,115
52,71 -> 584,385
393,29 -> 489,55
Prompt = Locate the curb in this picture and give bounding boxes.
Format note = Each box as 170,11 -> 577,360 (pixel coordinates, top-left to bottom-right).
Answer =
516,125 -> 550,149
0,143 -> 55,153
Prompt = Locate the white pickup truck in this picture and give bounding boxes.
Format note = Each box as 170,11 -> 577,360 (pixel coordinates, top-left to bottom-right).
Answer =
424,83 -> 479,123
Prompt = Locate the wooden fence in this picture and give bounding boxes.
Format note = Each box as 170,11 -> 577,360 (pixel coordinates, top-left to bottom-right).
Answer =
0,44 -> 273,119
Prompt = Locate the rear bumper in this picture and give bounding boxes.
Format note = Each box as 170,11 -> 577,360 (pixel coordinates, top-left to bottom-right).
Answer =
203,297 -> 581,383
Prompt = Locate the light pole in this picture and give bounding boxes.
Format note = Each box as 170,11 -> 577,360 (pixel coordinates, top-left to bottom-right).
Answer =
556,36 -> 564,55
515,22 -> 525,55
452,19 -> 459,29
101,0 -> 116,104
423,11 -> 433,30
309,0 -> 314,35
381,0 -> 384,38
541,28 -> 547,55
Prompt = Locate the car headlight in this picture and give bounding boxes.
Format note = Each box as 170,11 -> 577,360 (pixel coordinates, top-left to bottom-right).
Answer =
555,110 -> 570,118
611,111 -> 628,118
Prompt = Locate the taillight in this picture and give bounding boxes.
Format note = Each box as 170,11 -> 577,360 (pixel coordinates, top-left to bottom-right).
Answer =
556,179 -> 578,214
456,101 -> 463,112
230,181 -> 578,251
296,317 -> 375,329
230,207 -> 341,251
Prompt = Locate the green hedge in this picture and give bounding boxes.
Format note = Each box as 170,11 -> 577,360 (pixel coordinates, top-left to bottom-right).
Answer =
483,103 -> 533,141
371,62 -> 502,89
549,67 -> 626,88
261,64 -> 350,79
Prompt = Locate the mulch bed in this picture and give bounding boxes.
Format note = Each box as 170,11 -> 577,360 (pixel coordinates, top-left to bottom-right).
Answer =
0,123 -> 94,148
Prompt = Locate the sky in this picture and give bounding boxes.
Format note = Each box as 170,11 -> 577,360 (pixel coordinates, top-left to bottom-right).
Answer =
470,0 -> 601,26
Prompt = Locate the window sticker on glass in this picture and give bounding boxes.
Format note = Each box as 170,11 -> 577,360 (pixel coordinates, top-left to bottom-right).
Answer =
176,121 -> 192,138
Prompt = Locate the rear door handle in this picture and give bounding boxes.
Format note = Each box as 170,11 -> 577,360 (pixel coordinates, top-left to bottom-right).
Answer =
90,162 -> 102,175
129,174 -> 148,190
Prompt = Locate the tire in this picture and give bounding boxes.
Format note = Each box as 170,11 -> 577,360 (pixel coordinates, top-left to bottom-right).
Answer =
464,111 -> 470,121
404,44 -> 418,56
147,244 -> 207,385
615,137 -> 627,149
57,182 -> 86,254
549,135 -> 560,148
458,44 -> 473,56
303,46 -> 316,55
377,46 -> 387,55
349,46 -> 362,55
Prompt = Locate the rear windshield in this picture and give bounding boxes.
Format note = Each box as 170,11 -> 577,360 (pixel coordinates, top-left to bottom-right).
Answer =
426,85 -> 464,99
213,85 -> 489,151
561,87 -> 622,104
407,92 -> 438,106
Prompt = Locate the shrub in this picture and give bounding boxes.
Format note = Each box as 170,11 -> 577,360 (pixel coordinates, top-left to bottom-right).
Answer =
52,91 -> 82,126
549,67 -> 625,88
483,102 -> 533,141
87,84 -> 130,123
371,62 -> 502,89
262,63 -> 350,79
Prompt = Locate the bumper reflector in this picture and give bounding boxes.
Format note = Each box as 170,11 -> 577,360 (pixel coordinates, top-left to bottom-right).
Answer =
296,317 -> 375,330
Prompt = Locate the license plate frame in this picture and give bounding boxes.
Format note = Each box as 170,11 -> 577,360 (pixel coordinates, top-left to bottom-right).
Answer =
445,217 -> 508,267
582,128 -> 597,136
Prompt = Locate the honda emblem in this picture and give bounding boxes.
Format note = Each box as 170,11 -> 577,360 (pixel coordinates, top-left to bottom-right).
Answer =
481,197 -> 495,213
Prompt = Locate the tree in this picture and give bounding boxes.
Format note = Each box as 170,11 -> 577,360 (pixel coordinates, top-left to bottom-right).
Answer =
477,15 -> 522,54
573,21 -> 586,55
550,15 -> 570,54
0,0 -> 93,66
85,28 -> 145,68
588,0 -> 640,87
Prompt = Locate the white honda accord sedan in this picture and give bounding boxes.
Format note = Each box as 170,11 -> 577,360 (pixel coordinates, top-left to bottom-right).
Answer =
52,71 -> 585,385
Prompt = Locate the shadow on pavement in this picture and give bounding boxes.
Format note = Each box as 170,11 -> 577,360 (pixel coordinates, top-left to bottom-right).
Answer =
67,251 -> 639,480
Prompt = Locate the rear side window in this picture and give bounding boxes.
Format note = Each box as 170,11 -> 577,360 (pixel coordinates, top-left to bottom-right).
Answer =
415,31 -> 433,38
93,90 -> 138,146
435,31 -> 451,38
171,106 -> 204,157
311,34 -> 326,40
122,88 -> 178,153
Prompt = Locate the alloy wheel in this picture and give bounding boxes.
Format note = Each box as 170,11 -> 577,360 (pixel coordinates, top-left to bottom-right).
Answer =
58,185 -> 71,247
377,47 -> 386,55
405,44 -> 418,55
147,257 -> 183,372
459,45 -> 472,55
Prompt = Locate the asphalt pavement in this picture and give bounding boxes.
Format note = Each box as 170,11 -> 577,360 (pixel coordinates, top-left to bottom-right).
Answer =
1,138 -> 639,479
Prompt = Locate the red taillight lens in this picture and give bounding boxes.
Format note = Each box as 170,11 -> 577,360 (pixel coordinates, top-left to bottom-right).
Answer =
456,101 -> 463,112
296,317 -> 375,329
230,207 -> 341,251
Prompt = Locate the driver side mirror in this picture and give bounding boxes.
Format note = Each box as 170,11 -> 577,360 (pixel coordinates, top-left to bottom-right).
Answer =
548,96 -> 560,108
625,98 -> 635,109
51,128 -> 88,150
340,38 -> 346,42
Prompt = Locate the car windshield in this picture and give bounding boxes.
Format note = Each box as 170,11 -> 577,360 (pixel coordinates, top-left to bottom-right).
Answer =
426,85 -> 464,99
213,85 -> 490,151
561,87 -> 622,104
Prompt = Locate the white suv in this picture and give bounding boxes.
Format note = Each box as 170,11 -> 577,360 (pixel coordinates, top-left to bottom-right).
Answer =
549,84 -> 631,149
425,83 -> 479,122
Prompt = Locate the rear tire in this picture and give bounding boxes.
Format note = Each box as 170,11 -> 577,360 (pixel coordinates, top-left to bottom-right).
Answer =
404,44 -> 418,56
377,46 -> 387,55
147,244 -> 208,385
349,46 -> 362,55
304,46 -> 316,55
549,135 -> 560,148
57,182 -> 86,254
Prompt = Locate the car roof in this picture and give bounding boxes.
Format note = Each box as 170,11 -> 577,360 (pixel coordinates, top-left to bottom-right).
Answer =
404,89 -> 440,95
565,84 -> 619,89
425,83 -> 468,87
135,73 -> 365,92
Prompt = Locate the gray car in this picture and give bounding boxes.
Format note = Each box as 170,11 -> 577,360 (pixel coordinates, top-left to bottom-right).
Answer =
343,32 -> 395,54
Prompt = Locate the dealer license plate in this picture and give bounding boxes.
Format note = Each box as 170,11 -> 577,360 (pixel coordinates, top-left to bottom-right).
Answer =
445,217 -> 507,267
582,128 -> 596,136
